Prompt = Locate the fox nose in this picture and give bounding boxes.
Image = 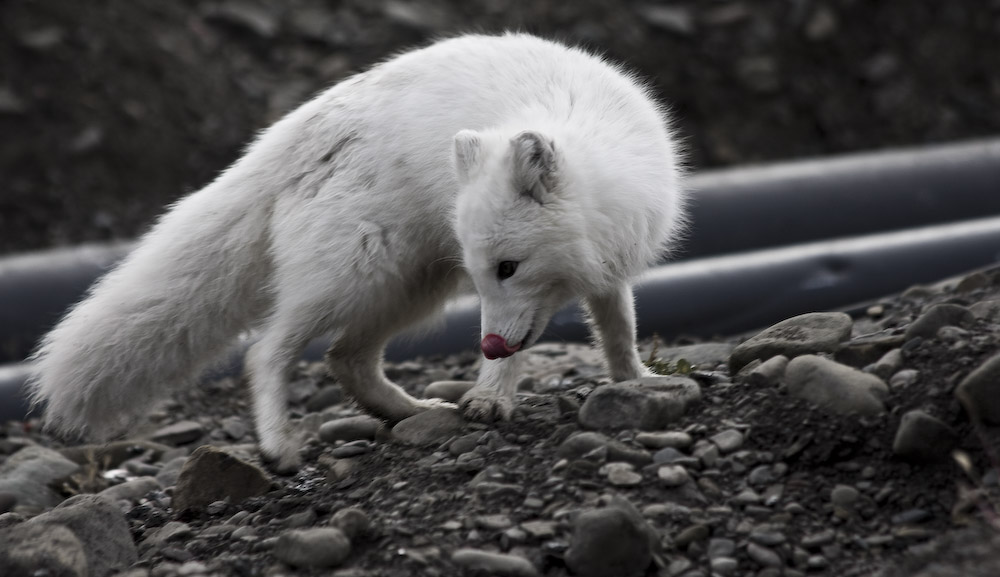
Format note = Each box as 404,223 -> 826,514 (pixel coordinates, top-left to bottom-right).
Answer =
481,333 -> 522,360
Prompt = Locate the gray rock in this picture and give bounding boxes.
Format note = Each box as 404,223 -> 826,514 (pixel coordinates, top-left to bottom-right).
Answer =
451,548 -> 539,576
557,432 -> 651,467
956,353 -> 1000,424
156,456 -> 188,488
711,556 -> 739,575
651,343 -> 734,370
708,537 -> 736,559
220,417 -> 249,440
565,499 -> 653,577
392,408 -> 465,445
634,431 -> 692,450
578,376 -> 701,430
423,381 -> 476,402
785,355 -> 888,416
970,299 -> 1000,322
889,368 -> 920,388
830,484 -> 860,507
305,385 -> 343,413
905,303 -> 975,340
273,527 -> 351,568
746,355 -> 789,387
149,420 -> 205,445
602,462 -> 643,486
0,445 -> 80,514
657,465 -> 690,487
893,410 -> 956,462
98,476 -> 161,504
0,494 -> 136,577
710,429 -> 744,453
747,543 -> 783,567
730,312 -> 853,372
142,521 -> 193,548
319,416 -> 381,443
865,348 -> 903,380
331,507 -> 371,540
172,446 -> 273,511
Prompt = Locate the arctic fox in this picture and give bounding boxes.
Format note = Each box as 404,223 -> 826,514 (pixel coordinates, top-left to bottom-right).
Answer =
28,33 -> 685,471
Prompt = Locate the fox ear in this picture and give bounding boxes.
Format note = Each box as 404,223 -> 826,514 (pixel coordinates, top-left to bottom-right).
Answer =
510,131 -> 556,204
453,130 -> 482,185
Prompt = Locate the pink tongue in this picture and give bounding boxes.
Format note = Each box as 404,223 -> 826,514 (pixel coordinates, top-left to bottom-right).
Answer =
481,333 -> 522,360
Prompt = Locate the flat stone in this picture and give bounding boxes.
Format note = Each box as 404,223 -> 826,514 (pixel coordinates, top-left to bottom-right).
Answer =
451,548 -> 539,576
319,416 -> 381,443
710,429 -> 744,453
273,527 -> 351,568
423,381 -> 476,402
557,432 -> 651,467
172,446 -> 273,511
149,420 -> 205,446
0,494 -> 136,577
956,353 -> 1000,424
893,410 -> 956,462
0,445 -> 80,514
578,376 -> 701,430
634,431 -> 692,450
602,462 -> 643,486
391,408 -> 465,445
98,476 -> 161,504
785,355 -> 888,416
521,520 -> 556,539
747,543 -> 783,568
565,498 -> 653,577
651,343 -> 735,370
730,312 -> 853,372
904,304 -> 974,340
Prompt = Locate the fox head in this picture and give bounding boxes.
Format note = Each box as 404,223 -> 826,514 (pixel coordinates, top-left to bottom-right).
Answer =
452,129 -> 596,359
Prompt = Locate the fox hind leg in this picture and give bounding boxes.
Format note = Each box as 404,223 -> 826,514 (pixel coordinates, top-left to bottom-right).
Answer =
245,321 -> 314,473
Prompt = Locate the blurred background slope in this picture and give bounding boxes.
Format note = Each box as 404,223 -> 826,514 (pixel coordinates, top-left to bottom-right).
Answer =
2,0 -> 998,255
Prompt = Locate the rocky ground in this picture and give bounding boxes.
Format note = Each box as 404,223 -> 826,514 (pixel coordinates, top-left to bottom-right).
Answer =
2,0 -> 999,255
2,265 -> 1000,576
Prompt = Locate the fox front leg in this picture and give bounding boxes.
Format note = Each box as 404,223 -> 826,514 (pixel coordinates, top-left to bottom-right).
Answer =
459,352 -> 524,422
584,283 -> 648,382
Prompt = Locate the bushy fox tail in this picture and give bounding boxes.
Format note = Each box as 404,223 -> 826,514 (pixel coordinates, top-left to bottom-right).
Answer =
27,173 -> 275,440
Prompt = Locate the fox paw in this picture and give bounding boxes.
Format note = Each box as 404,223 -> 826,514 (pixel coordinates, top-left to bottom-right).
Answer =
459,387 -> 513,423
260,431 -> 305,475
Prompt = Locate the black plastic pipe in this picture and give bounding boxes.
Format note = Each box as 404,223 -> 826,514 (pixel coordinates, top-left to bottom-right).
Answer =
682,138 -> 1000,260
2,138 -> 998,364
3,215 -> 999,422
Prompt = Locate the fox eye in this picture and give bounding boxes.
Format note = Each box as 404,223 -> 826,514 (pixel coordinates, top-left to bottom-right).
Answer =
497,261 -> 518,280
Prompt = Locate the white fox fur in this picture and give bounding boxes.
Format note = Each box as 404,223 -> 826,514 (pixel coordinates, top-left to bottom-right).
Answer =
28,33 -> 685,471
